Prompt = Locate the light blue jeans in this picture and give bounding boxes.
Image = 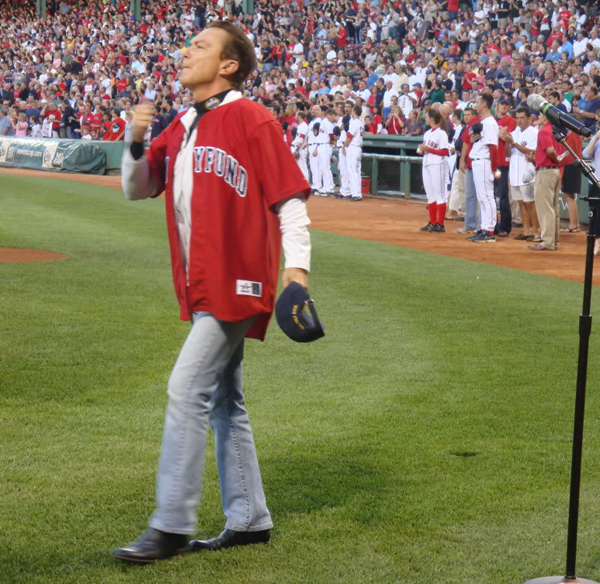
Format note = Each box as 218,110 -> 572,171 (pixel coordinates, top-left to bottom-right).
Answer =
465,168 -> 480,231
149,312 -> 273,535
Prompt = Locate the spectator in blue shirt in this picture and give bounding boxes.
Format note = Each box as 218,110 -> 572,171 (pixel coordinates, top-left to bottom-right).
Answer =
545,41 -> 562,62
559,35 -> 574,60
0,107 -> 14,136
574,86 -> 600,131
367,67 -> 378,88
549,91 -> 567,113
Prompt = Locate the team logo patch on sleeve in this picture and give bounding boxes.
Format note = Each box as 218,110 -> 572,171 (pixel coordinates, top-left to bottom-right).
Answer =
236,280 -> 263,297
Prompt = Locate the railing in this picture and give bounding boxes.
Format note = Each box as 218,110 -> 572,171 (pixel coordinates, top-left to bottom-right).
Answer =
361,153 -> 422,199
360,134 -> 425,198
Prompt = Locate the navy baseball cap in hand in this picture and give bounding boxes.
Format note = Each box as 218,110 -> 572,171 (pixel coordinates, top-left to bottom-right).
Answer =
275,282 -> 325,343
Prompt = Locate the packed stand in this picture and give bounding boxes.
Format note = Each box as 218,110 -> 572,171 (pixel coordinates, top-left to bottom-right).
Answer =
0,0 -> 600,215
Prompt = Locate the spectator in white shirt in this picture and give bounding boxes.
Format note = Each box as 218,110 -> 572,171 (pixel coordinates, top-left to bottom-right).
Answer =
144,82 -> 157,101
382,80 -> 399,118
398,84 -> 416,115
573,32 -> 589,58
356,80 -> 371,102
292,36 -> 304,63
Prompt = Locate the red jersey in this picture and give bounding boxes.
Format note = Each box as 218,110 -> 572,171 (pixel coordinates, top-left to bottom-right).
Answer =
496,114 -> 516,167
82,112 -> 102,130
558,9 -> 571,30
536,122 -> 563,168
109,117 -> 126,141
145,98 -> 310,340
44,106 -> 61,130
463,116 -> 480,169
462,72 -> 477,90
102,120 -> 113,140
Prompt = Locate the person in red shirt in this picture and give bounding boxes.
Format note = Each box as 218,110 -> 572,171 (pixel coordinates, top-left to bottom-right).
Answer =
546,26 -> 563,47
116,77 -> 128,95
558,7 -> 571,30
336,26 -> 347,48
529,114 -> 565,251
385,105 -> 405,135
108,109 -> 126,141
462,63 -> 477,92
41,101 -> 61,133
559,128 -> 583,232
100,112 -> 113,140
114,21 -> 311,564
370,105 -> 383,134
364,114 -> 377,134
458,107 -> 480,233
495,98 -> 517,236
442,0 -> 459,20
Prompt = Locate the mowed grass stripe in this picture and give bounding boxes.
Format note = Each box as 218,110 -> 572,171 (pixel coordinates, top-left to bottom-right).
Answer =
1,175 -> 600,584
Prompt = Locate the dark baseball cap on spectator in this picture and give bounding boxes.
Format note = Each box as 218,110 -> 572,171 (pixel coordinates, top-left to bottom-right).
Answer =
498,98 -> 510,105
413,82 -> 422,87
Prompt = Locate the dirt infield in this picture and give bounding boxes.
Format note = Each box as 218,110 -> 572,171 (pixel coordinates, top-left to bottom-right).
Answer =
0,247 -> 69,263
1,167 -> 596,285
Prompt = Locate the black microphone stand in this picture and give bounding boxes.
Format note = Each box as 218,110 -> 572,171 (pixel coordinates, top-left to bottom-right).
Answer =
525,128 -> 600,584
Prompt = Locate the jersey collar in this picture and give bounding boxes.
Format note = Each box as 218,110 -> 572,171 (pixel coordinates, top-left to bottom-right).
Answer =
180,90 -> 243,134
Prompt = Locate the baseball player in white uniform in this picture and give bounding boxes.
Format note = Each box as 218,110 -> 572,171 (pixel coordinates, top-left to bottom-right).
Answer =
335,121 -> 350,198
307,107 -> 322,194
293,111 -> 310,183
417,108 -> 450,232
342,105 -> 364,201
502,106 -> 539,241
317,109 -> 336,196
469,94 -> 499,243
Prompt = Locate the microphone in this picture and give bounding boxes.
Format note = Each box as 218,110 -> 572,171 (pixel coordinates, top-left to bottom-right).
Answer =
526,94 -> 591,138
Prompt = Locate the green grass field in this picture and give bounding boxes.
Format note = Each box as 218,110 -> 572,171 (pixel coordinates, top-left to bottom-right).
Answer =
2,174 -> 600,584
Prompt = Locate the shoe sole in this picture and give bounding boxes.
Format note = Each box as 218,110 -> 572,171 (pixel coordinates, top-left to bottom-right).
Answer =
189,539 -> 270,552
112,547 -> 190,564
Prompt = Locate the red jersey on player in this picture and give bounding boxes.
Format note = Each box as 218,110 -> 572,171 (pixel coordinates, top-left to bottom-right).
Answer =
145,96 -> 310,340
496,114 -> 516,168
462,116 -> 480,169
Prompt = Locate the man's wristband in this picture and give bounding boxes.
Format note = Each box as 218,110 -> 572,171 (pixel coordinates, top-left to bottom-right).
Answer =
130,141 -> 144,160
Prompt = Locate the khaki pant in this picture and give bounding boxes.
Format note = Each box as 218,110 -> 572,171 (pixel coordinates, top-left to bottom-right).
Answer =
448,168 -> 465,213
534,168 -> 561,250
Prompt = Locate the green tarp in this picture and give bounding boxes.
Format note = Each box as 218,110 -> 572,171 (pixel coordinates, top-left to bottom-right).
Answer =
0,137 -> 106,175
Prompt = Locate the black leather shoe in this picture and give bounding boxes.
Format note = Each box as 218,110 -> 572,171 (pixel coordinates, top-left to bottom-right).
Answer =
112,528 -> 189,564
189,528 -> 271,551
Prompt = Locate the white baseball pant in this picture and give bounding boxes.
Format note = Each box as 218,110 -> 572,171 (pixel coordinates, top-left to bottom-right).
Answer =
309,145 -> 322,192
318,144 -> 335,194
422,163 -> 447,205
346,145 -> 362,198
338,149 -> 350,196
297,148 -> 309,183
472,158 -> 496,232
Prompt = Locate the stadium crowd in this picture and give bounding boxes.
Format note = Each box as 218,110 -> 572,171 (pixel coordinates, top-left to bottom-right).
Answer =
1,0 -> 600,245
1,0 -> 599,139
